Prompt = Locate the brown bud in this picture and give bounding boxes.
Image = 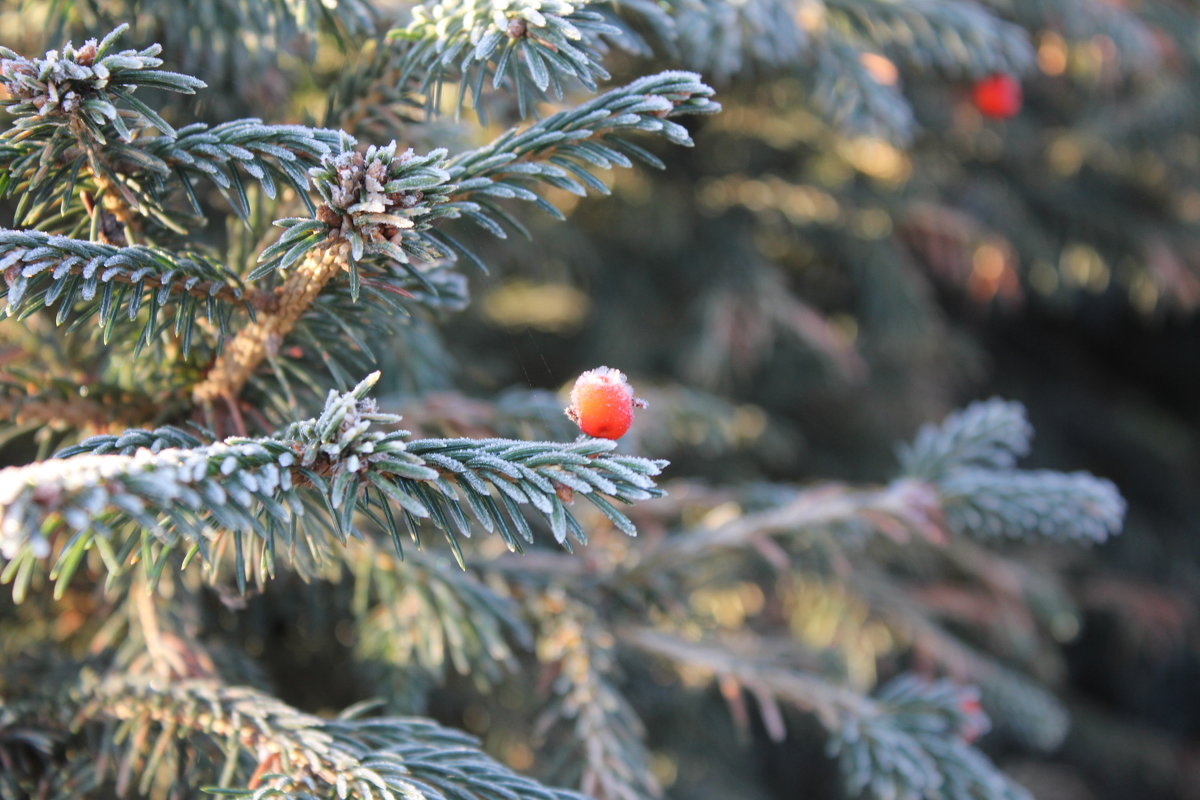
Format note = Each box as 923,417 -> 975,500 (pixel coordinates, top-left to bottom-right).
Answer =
506,17 -> 527,38
1,59 -> 33,79
75,42 -> 97,66
316,204 -> 341,227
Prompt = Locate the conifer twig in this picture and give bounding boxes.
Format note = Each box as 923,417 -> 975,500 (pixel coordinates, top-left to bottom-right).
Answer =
74,675 -> 416,794
534,594 -> 660,800
0,230 -> 274,313
192,240 -> 351,405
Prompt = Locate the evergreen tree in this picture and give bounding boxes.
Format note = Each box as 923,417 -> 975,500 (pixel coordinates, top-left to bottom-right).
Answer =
0,2 -> 1155,799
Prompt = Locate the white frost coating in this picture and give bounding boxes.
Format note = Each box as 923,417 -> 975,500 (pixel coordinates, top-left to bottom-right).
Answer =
0,443 -> 260,558
0,377 -> 411,561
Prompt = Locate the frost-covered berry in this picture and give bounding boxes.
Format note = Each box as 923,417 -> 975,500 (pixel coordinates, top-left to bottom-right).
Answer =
565,366 -> 646,440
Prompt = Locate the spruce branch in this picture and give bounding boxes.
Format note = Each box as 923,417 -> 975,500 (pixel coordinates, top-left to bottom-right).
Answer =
850,568 -> 1072,752
809,0 -> 1033,142
897,400 -> 1124,543
898,399 -> 1033,483
938,468 -> 1124,543
38,0 -> 379,100
325,41 -> 428,139
0,373 -> 666,597
626,630 -> 1027,800
79,676 -> 400,796
824,0 -> 1033,78
398,434 -> 665,553
135,119 -> 343,219
3,112 -> 342,235
809,34 -> 916,144
830,675 -> 1031,800
387,0 -> 627,118
264,71 -> 718,277
48,671 -> 587,800
198,139 -> 471,405
0,25 -> 204,136
974,663 -> 1071,752
354,548 -> 530,686
533,593 -> 660,800
497,404 -> 1122,598
0,25 -> 204,233
606,400 -> 1123,595
1,29 -> 342,238
670,0 -> 807,83
633,479 -> 943,573
623,627 -> 875,728
0,230 -> 264,353
446,70 -> 719,214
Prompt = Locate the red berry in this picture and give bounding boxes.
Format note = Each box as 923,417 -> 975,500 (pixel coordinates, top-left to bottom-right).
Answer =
972,74 -> 1022,119
958,694 -> 988,743
565,366 -> 645,440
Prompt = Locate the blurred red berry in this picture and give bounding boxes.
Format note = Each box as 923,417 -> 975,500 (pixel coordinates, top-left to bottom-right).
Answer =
565,366 -> 645,439
958,694 -> 987,743
972,73 -> 1022,118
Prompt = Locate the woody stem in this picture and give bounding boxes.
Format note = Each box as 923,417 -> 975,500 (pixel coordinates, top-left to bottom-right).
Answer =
191,239 -> 350,405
